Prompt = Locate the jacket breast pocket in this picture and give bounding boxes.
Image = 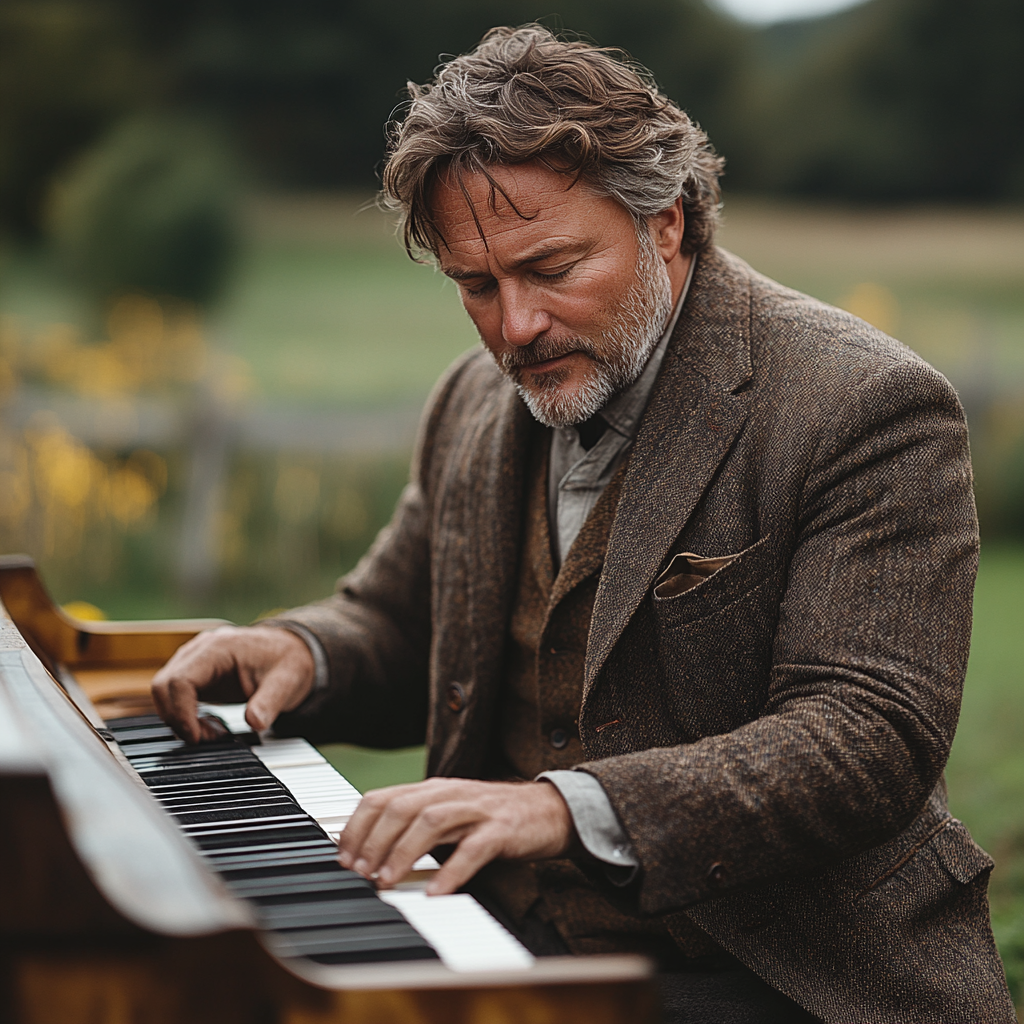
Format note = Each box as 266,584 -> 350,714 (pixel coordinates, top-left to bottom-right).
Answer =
650,534 -> 784,740
855,817 -> 994,911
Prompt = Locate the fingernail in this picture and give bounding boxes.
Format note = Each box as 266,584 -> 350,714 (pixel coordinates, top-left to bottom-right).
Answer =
354,859 -> 369,876
378,867 -> 392,885
338,851 -> 352,868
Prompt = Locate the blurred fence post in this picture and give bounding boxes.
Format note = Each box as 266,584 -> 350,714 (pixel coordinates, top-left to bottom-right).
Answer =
176,391 -> 236,599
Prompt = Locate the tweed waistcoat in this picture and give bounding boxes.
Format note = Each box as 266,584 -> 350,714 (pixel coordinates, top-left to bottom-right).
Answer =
488,429 -> 722,959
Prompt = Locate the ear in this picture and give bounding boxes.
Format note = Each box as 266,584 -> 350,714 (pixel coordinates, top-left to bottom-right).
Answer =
647,197 -> 685,263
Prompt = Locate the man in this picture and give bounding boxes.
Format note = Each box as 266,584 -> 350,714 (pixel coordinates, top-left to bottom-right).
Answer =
153,25 -> 1014,1024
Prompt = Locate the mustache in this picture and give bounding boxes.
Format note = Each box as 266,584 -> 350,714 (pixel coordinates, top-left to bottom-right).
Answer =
499,337 -> 598,373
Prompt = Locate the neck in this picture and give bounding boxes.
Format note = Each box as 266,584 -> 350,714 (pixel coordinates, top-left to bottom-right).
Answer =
667,251 -> 694,307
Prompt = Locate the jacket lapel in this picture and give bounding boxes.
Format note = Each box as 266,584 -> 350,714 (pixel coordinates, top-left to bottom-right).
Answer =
584,248 -> 755,695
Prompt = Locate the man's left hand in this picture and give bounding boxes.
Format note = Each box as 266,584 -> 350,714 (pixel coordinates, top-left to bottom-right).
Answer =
337,778 -> 574,895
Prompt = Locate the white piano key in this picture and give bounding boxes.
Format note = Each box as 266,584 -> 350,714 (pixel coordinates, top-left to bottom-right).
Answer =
198,702 -> 253,735
378,891 -> 534,973
254,742 -> 328,769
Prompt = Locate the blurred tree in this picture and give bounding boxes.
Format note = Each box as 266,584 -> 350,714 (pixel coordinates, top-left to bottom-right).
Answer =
3,0 -> 1024,242
731,0 -> 1024,200
0,0 -> 154,237
46,113 -> 238,307
124,0 -> 748,190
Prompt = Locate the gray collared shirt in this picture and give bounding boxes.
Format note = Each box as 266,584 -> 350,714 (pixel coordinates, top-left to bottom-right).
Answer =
540,255 -> 696,873
547,256 -> 695,569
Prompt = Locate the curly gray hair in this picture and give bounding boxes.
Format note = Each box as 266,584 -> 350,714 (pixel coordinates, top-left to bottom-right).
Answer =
381,24 -> 724,258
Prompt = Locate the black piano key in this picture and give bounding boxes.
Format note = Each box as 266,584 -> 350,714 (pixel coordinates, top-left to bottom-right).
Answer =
308,945 -> 439,965
132,767 -> 271,784
172,806 -> 304,826
218,857 -> 347,880
209,850 -> 343,874
181,815 -> 317,833
271,923 -> 437,960
226,874 -> 375,900
162,801 -> 297,818
154,780 -> 283,794
129,751 -> 255,768
125,740 -> 239,755
106,714 -> 169,729
157,793 -> 292,812
129,751 -> 260,765
120,740 -> 188,756
261,900 -> 405,931
190,833 -> 327,852
107,725 -> 179,742
201,838 -> 338,857
189,824 -> 326,847
148,781 -> 286,798
181,816 -> 311,833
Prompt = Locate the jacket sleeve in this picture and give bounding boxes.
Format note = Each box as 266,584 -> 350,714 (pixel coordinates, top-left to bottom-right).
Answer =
268,352 -> 477,749
579,359 -> 979,914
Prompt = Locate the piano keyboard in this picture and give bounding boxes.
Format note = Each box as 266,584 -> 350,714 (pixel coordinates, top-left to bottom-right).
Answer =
104,709 -> 534,974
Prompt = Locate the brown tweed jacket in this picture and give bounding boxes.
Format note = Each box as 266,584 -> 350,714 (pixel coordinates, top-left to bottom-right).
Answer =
275,247 -> 1014,1023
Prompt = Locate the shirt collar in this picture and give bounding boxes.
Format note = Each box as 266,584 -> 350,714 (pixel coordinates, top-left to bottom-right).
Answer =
598,252 -> 697,441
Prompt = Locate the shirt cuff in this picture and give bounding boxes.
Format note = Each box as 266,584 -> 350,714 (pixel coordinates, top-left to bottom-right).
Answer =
263,621 -> 329,693
537,769 -> 639,882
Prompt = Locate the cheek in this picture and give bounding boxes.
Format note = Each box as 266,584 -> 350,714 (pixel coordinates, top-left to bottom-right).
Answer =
462,302 -> 504,350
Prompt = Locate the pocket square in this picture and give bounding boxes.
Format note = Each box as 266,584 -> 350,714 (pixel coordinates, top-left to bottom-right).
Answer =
654,550 -> 739,599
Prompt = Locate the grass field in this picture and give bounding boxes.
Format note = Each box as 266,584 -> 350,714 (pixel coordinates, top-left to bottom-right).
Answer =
7,192 -> 1023,408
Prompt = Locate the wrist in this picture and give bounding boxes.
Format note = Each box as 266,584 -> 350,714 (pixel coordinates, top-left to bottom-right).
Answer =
535,779 -> 576,857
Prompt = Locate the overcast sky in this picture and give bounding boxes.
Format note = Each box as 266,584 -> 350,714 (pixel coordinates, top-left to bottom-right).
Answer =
710,0 -> 866,24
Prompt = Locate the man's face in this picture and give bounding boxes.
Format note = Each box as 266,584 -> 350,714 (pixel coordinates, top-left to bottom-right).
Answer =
432,161 -> 675,427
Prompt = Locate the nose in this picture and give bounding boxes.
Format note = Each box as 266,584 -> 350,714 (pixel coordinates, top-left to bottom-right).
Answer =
500,282 -> 551,347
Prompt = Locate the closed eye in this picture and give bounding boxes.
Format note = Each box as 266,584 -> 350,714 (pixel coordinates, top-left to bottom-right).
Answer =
534,267 -> 572,282
461,278 -> 497,298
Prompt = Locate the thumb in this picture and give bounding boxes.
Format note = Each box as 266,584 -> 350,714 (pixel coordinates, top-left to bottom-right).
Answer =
244,662 -> 312,732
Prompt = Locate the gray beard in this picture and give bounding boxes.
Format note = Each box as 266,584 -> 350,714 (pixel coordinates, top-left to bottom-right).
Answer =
496,227 -> 675,428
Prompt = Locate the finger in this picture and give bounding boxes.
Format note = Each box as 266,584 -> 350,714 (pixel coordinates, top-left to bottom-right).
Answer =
375,801 -> 484,887
244,657 -> 313,732
337,786 -> 415,869
344,789 -> 438,877
425,829 -> 504,896
152,630 -> 242,742
196,714 -> 231,743
154,676 -> 204,744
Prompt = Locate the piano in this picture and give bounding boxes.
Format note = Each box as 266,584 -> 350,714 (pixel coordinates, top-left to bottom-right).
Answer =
0,555 -> 656,1023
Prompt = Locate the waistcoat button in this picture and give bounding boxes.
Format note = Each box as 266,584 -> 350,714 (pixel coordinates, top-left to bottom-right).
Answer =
445,682 -> 465,713
549,727 -> 568,749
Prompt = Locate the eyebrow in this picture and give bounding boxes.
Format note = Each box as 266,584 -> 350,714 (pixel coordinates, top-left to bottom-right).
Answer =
441,242 -> 589,281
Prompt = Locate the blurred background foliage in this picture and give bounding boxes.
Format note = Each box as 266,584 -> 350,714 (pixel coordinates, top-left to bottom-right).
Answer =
0,0 -> 1022,1005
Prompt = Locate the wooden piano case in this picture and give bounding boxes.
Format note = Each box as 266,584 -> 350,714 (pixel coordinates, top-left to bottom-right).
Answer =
0,556 -> 658,1024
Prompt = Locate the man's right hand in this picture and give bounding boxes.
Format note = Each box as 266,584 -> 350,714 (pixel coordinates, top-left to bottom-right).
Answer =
151,625 -> 316,743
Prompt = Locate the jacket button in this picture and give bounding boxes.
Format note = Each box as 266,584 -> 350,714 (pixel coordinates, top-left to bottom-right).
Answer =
549,727 -> 568,749
445,682 -> 465,713
707,862 -> 728,886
